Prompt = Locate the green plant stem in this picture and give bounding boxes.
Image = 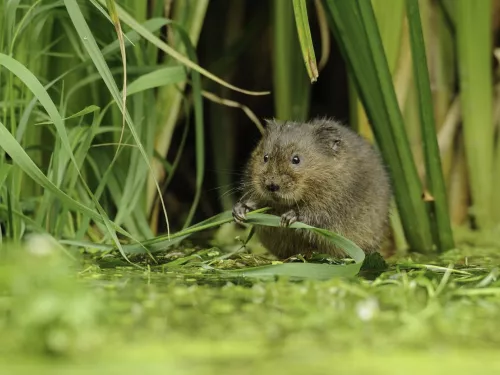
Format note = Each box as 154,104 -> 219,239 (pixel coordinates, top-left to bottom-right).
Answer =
405,0 -> 454,251
273,0 -> 310,120
323,0 -> 434,252
456,0 -> 494,229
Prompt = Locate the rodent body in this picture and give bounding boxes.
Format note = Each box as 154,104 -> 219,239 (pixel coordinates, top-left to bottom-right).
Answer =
233,118 -> 392,258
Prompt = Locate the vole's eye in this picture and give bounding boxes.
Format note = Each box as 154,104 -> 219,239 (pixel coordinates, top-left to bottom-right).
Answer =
291,155 -> 300,164
263,154 -> 269,163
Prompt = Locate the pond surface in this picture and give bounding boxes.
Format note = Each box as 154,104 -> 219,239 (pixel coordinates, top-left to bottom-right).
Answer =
1,234 -> 500,374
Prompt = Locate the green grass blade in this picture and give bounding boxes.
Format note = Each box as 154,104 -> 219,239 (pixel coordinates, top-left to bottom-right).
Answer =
105,0 -> 127,162
0,53 -> 138,262
456,0 -> 494,229
273,0 -> 311,120
292,0 -> 319,82
63,0 -> 172,236
405,0 -> 454,251
246,213 -> 364,262
0,163 -> 12,189
226,262 -> 361,280
322,0 -> 434,252
0,121 -> 105,228
126,66 -> 186,96
100,18 -> 169,56
94,0 -> 269,97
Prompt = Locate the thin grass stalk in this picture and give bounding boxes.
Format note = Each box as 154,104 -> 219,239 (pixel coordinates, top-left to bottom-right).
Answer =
428,0 -> 457,192
449,132 -> 469,226
437,96 -> 461,194
406,0 -> 454,251
273,0 -> 311,121
292,0 -> 319,82
429,0 -> 455,132
273,0 -> 295,120
314,0 -> 331,72
494,75 -> 500,222
456,0 -> 494,229
494,138 -> 500,224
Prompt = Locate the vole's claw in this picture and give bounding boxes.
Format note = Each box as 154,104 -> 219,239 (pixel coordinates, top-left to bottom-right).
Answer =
280,210 -> 298,227
232,201 -> 249,224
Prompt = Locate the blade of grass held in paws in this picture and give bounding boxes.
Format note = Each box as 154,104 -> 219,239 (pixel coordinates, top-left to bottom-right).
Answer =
227,262 -> 361,280
244,213 -> 364,263
293,0 -> 319,82
225,213 -> 365,280
142,211 -> 365,279
62,209 -> 263,253
405,0 -> 454,251
63,209 -> 365,279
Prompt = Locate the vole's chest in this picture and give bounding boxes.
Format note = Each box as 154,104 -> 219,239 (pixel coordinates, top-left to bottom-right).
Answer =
265,205 -> 294,216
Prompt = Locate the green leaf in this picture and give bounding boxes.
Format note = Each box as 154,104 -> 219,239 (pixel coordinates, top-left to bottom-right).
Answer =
405,0 -> 454,251
126,66 -> 187,96
456,0 -> 494,229
0,164 -> 13,190
273,0 -> 311,121
322,0 -> 434,252
292,0 -> 319,82
226,262 -> 360,280
35,105 -> 100,125
0,121 -> 104,226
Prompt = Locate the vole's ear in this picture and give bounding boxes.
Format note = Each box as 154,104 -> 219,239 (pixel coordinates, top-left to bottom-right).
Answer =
313,119 -> 342,152
263,118 -> 279,134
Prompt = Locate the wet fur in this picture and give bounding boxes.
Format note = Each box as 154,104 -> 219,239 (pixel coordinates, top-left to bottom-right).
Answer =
235,118 -> 392,259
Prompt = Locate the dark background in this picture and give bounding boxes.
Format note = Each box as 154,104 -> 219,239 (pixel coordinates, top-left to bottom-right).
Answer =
161,0 -> 349,231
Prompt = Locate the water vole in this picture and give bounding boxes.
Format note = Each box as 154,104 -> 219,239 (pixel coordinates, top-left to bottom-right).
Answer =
232,118 -> 392,258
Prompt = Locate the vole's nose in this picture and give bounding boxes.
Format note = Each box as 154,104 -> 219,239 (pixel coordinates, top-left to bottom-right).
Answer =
266,183 -> 280,192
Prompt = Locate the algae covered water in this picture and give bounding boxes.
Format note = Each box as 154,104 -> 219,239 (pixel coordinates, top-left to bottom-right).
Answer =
2,234 -> 500,374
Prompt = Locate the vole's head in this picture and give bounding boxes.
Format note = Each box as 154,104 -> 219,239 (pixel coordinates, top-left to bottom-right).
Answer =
248,118 -> 347,206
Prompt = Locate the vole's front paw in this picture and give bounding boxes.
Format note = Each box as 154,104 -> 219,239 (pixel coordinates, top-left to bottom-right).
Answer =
280,209 -> 298,227
233,201 -> 251,224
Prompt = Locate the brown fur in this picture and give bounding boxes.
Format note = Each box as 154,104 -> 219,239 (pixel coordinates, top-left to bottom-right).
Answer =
234,118 -> 392,258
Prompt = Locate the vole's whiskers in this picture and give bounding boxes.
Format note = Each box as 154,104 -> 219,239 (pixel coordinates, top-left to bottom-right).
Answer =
219,187 -> 240,199
206,168 -> 247,177
208,183 -> 235,192
238,189 -> 252,203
